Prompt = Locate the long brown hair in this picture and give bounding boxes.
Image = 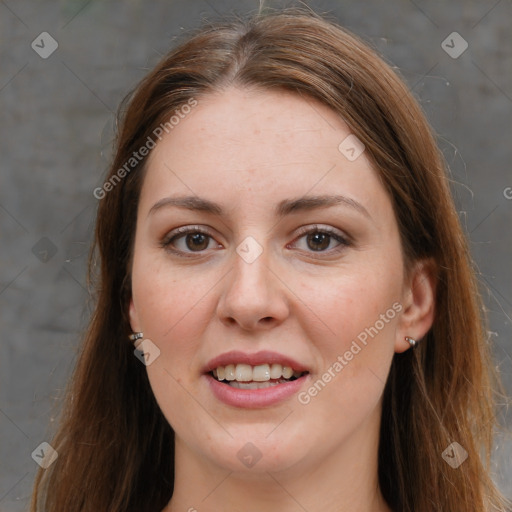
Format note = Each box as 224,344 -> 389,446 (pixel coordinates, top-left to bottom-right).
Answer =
31,8 -> 510,512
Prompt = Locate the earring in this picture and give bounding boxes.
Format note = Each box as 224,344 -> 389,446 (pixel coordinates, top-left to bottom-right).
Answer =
129,332 -> 143,342
405,336 -> 417,347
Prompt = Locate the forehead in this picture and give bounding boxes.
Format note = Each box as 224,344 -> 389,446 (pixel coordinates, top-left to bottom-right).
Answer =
139,87 -> 391,222
148,87 -> 353,166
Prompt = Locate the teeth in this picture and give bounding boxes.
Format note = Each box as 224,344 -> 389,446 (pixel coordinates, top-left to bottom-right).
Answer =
235,364 -> 252,382
282,366 -> 293,379
253,364 -> 270,381
229,380 -> 285,389
211,363 -> 305,383
269,363 -> 282,379
225,364 -> 235,381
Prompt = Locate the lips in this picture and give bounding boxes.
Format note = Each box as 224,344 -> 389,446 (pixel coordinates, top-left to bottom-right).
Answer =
203,350 -> 310,408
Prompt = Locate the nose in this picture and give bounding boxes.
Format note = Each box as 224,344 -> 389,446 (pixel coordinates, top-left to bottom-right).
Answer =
216,246 -> 290,331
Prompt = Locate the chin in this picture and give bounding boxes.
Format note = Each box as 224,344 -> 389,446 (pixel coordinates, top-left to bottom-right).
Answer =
196,424 -> 312,474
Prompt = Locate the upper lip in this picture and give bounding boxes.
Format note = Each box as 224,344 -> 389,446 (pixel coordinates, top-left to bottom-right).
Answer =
203,350 -> 309,373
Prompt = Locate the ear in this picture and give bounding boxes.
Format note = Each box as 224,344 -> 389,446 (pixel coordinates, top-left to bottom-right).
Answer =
129,297 -> 142,334
395,259 -> 436,353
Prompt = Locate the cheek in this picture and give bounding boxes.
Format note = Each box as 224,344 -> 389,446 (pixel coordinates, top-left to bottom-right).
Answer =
131,253 -> 217,344
297,269 -> 401,351
130,258 -> 217,429
295,266 -> 402,410
294,275 -> 399,432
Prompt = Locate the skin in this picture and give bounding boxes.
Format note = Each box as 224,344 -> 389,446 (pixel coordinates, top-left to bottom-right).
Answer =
129,87 -> 435,512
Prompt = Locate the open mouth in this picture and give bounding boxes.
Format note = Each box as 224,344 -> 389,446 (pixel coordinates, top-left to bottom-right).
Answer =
209,363 -> 308,389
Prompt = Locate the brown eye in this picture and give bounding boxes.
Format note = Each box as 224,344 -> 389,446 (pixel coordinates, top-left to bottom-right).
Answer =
162,227 -> 220,255
306,232 -> 331,251
185,233 -> 210,251
290,225 -> 349,255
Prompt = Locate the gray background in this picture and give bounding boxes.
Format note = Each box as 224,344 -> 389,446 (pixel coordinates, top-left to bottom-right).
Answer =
1,0 -> 511,510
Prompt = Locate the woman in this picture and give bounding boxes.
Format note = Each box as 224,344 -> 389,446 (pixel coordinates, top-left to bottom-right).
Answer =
31,8 -> 510,512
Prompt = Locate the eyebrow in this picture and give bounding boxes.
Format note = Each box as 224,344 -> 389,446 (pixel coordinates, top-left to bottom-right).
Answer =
148,194 -> 371,219
276,195 -> 371,219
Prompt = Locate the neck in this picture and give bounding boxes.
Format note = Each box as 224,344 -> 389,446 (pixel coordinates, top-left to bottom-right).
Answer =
163,410 -> 392,512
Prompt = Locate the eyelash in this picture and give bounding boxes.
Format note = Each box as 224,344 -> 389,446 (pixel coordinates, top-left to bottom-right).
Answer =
160,224 -> 350,258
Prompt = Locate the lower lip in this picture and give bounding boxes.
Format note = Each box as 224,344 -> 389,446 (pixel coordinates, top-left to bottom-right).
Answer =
205,374 -> 308,409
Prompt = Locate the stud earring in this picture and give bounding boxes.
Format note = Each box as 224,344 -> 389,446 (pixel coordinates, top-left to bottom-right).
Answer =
129,332 -> 143,342
405,336 -> 417,347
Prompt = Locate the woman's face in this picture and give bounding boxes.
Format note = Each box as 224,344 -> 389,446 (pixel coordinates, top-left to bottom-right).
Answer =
129,87 -> 430,476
